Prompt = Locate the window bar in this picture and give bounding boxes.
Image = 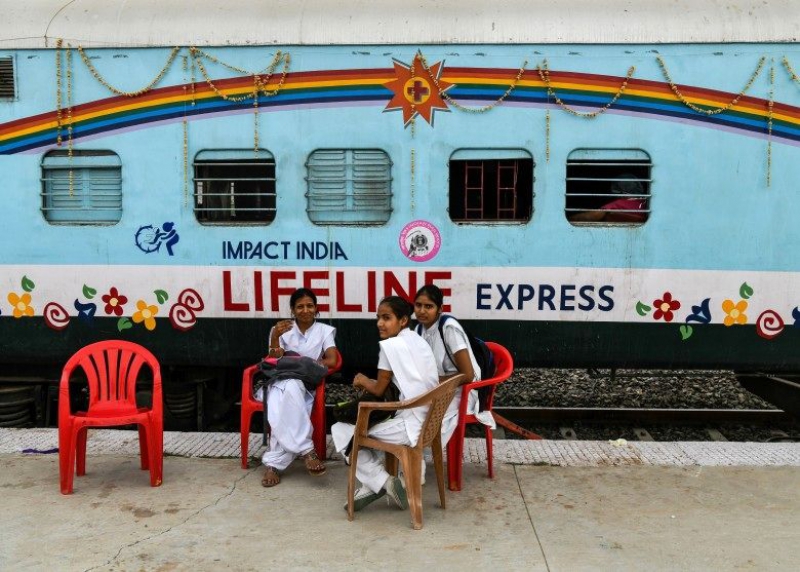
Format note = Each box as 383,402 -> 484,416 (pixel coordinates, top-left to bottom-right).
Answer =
230,181 -> 236,218
496,161 -> 518,220
464,161 -> 485,220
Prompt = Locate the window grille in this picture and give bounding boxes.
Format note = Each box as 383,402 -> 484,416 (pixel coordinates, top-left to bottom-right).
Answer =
0,57 -> 13,99
566,149 -> 652,225
193,150 -> 276,225
448,149 -> 534,223
40,150 -> 122,224
306,149 -> 393,225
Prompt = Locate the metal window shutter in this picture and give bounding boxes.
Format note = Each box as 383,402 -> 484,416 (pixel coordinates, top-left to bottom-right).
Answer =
0,57 -> 14,98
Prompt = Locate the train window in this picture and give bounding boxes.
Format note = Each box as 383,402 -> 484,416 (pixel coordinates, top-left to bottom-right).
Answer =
448,149 -> 534,223
40,150 -> 122,224
566,149 -> 652,225
193,149 -> 276,225
0,56 -> 13,99
305,149 -> 393,225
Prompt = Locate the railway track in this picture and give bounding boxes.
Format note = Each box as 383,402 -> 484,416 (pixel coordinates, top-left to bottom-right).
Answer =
493,406 -> 793,426
491,406 -> 798,442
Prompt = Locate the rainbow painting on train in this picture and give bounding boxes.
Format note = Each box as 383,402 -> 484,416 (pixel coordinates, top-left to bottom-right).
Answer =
2,0 -> 800,377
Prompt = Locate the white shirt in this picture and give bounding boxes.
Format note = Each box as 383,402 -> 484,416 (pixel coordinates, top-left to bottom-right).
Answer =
419,316 -> 495,429
259,321 -> 336,399
377,328 -> 439,445
275,321 -> 336,359
419,316 -> 481,382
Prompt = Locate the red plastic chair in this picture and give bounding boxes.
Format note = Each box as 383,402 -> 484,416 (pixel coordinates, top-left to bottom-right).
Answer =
240,350 -> 342,468
58,340 -> 163,495
446,342 -> 513,492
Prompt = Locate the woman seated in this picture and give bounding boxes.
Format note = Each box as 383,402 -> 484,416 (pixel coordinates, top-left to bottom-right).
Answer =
259,287 -> 339,487
331,296 -> 439,512
413,285 -> 495,449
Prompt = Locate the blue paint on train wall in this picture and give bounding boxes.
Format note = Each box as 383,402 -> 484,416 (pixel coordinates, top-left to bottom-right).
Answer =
2,43 -> 799,275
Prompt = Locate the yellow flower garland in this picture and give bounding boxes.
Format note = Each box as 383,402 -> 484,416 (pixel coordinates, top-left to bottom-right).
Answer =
77,45 -> 181,97
537,59 -> 635,119
656,54 -> 765,116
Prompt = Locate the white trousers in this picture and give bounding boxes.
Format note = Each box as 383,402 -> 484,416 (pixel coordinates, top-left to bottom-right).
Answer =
332,418 -> 414,493
356,419 -> 414,493
260,379 -> 315,471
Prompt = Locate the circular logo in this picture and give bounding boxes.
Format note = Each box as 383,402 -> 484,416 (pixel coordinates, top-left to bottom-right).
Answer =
403,77 -> 432,105
399,220 -> 441,262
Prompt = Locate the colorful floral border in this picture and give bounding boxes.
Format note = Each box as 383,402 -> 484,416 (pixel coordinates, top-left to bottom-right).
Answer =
636,281 -> 800,341
5,275 -> 204,333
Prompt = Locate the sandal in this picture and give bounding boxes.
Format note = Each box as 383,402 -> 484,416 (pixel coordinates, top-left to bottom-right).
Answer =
302,451 -> 327,477
261,466 -> 281,487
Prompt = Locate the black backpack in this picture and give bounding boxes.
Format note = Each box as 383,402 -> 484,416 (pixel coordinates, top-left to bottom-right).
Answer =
416,315 -> 496,408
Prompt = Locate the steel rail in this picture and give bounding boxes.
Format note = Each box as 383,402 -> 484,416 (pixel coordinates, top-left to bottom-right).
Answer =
493,406 -> 794,426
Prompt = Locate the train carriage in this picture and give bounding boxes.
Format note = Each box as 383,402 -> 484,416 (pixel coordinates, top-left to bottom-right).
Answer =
1,1 -> 800,415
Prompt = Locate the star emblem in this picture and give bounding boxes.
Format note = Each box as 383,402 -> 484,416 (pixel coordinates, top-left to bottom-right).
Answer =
384,53 -> 452,127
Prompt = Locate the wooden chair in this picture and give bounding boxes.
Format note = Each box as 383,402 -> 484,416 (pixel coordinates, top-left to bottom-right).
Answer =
446,342 -> 514,491
346,373 -> 466,530
240,350 -> 341,468
58,340 -> 162,495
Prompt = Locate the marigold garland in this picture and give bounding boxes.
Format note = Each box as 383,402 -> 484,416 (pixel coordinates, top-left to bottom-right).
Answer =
545,110 -> 551,162
190,47 -> 290,102
767,60 -> 774,187
410,147 -> 416,211
182,55 -> 190,207
55,39 -> 63,146
50,41 -> 793,199
66,43 -> 74,196
418,51 -> 528,113
656,54 -> 765,115
782,56 -> 800,84
77,45 -> 181,97
537,59 -> 635,119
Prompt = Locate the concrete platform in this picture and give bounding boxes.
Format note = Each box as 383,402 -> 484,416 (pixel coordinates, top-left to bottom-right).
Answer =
1,431 -> 799,571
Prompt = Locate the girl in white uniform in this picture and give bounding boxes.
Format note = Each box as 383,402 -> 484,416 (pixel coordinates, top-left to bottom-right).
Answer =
260,288 -> 339,487
331,296 -> 439,511
413,284 -> 496,448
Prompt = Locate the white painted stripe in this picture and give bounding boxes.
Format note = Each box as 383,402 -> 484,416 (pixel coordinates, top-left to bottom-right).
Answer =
2,264 -> 798,324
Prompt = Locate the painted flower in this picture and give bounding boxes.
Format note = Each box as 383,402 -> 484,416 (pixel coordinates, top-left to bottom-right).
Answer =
652,292 -> 681,322
7,292 -> 34,318
132,299 -> 159,331
722,299 -> 748,326
101,287 -> 128,316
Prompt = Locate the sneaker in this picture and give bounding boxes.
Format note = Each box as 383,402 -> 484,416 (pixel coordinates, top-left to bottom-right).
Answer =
384,476 -> 409,510
347,486 -> 386,512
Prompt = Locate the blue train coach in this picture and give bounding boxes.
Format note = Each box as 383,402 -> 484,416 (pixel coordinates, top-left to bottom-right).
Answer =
1,0 -> 800,397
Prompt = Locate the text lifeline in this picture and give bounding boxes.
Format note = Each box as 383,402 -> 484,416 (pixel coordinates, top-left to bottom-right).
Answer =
221,269 -> 615,314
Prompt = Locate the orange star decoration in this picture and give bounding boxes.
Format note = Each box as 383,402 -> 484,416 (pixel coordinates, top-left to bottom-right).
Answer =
384,53 -> 452,127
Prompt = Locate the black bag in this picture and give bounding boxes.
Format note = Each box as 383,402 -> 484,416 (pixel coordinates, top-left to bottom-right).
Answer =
332,383 -> 399,426
417,315 -> 496,408
254,353 -> 328,445
254,352 -> 327,393
333,384 -> 400,458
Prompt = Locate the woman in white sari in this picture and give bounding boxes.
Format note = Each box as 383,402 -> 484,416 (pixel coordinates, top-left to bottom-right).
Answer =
413,284 -> 496,447
259,288 -> 339,487
331,296 -> 438,512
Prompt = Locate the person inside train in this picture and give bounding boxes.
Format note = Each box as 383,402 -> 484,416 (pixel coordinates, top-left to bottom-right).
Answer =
568,174 -> 648,223
413,284 -> 495,448
331,296 -> 439,512
258,287 -> 339,487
